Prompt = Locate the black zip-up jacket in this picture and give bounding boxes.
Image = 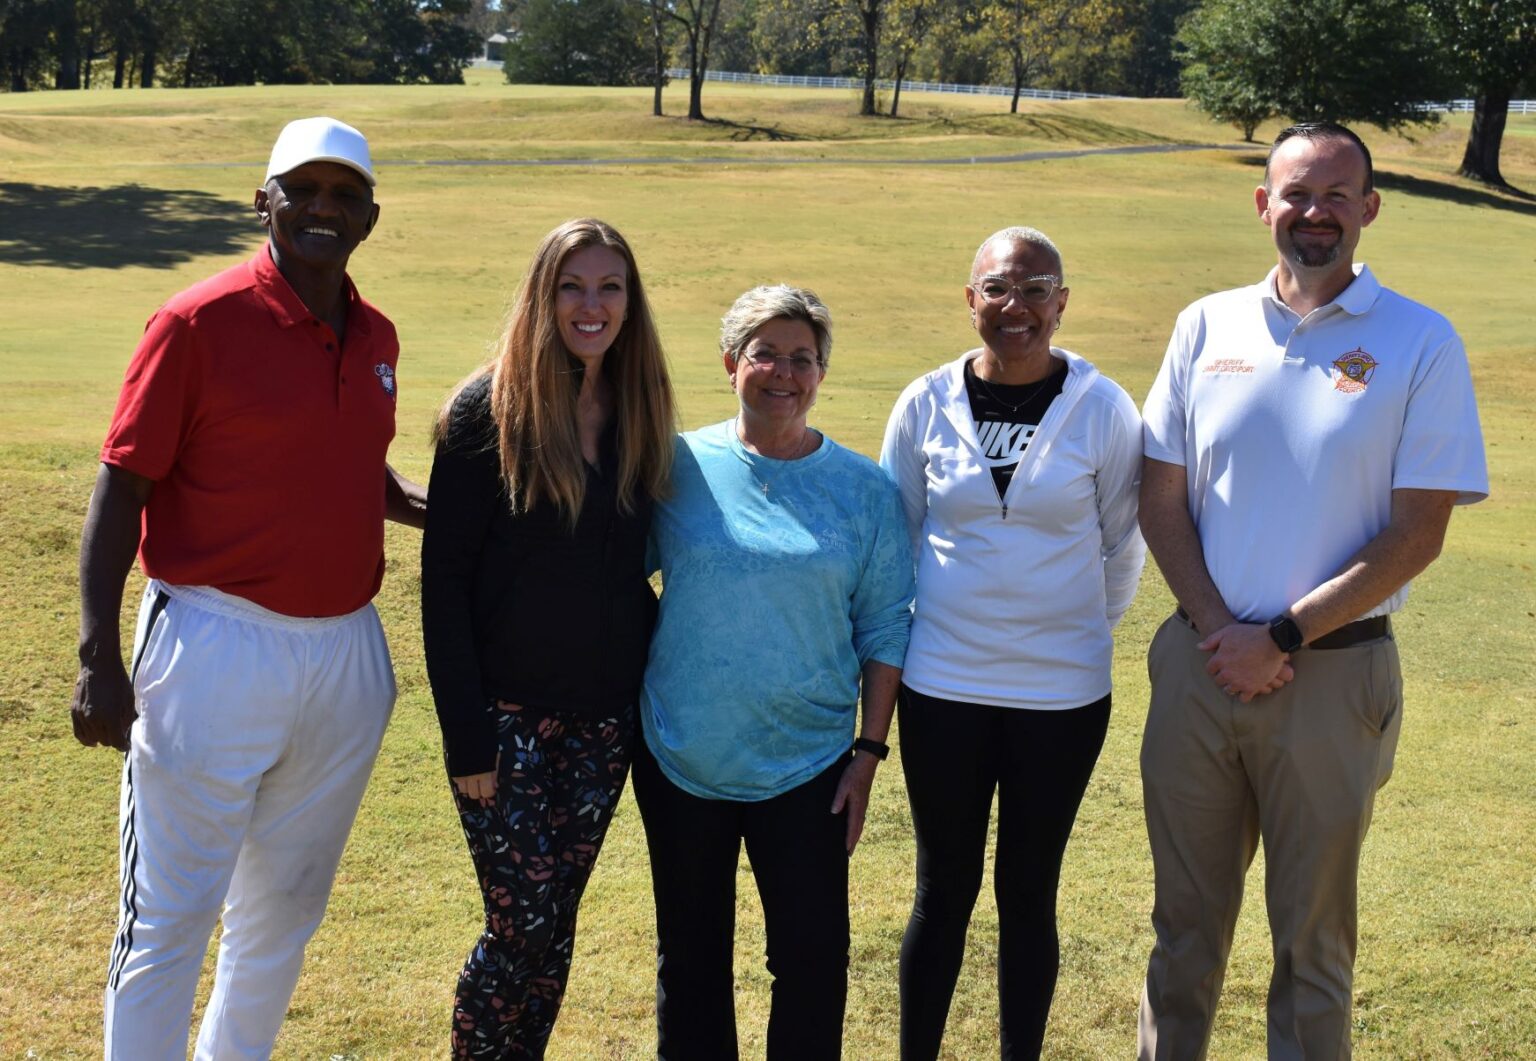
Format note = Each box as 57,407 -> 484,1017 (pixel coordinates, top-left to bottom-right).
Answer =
421,376 -> 657,776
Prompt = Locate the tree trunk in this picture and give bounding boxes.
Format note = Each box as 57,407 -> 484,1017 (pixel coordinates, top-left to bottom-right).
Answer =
83,28 -> 98,90
57,54 -> 81,89
1010,52 -> 1024,114
1458,89 -> 1511,187
55,8 -> 82,90
686,30 -> 704,119
113,44 -> 127,88
140,43 -> 156,88
859,0 -> 879,116
692,0 -> 721,121
649,0 -> 666,116
891,55 -> 908,117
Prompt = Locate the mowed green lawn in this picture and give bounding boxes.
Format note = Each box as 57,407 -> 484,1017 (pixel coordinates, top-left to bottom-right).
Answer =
2,75 -> 1532,1058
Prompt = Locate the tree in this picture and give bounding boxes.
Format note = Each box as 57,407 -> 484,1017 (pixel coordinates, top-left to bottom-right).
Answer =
649,0 -> 724,118
1175,0 -> 1276,139
460,0 -> 506,36
751,0 -> 848,77
643,0 -> 671,116
755,0 -> 883,114
886,0 -> 943,116
977,0 -> 1076,113
913,0 -> 991,85
366,0 -> 480,83
851,0 -> 880,115
1,0 -> 52,90
1120,0 -> 1191,97
709,0 -> 758,73
1431,0 -> 1536,186
1178,0 -> 1454,139
505,0 -> 652,86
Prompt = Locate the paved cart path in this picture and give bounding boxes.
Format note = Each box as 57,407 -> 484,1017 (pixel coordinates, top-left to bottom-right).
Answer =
391,142 -> 1251,168
174,141 -> 1253,173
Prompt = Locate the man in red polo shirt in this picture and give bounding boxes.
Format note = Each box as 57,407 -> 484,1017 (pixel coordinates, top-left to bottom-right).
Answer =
70,117 -> 426,1060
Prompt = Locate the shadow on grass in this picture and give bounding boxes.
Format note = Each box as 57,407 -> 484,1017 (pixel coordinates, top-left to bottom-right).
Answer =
698,116 -> 807,142
0,182 -> 252,269
1375,171 -> 1536,214
1232,156 -> 1536,216
932,112 -> 1172,145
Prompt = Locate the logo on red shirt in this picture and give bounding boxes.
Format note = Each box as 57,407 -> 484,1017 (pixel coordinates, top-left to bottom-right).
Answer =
374,363 -> 396,400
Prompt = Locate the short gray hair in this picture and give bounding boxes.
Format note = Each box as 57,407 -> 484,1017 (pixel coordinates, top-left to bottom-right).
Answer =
972,226 -> 1065,283
720,285 -> 834,367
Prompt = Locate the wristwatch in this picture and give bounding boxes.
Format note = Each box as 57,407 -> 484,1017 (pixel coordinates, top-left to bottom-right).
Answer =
852,737 -> 890,761
1267,613 -> 1304,653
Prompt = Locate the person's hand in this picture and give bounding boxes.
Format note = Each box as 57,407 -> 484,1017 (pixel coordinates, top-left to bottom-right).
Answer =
71,656 -> 136,751
453,770 -> 498,803
1199,623 -> 1295,702
831,752 -> 880,854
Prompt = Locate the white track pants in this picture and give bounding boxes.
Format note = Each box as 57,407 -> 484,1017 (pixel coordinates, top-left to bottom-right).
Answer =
103,581 -> 396,1061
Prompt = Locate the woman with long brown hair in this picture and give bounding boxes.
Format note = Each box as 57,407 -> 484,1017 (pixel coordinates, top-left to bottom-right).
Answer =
421,218 -> 675,1058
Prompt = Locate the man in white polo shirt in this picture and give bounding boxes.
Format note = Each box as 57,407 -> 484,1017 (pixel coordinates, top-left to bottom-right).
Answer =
1136,122 -> 1488,1058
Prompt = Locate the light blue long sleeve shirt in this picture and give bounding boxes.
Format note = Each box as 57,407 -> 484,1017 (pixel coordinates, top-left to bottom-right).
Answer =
642,420 -> 914,801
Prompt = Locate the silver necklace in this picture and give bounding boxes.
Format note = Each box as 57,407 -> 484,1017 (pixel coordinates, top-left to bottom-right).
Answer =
736,422 -> 813,496
972,361 -> 1056,414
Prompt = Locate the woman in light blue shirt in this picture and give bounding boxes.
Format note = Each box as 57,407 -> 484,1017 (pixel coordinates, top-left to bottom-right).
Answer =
634,285 -> 913,1060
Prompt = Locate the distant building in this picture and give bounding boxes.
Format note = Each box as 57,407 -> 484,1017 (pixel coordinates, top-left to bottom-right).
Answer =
483,33 -> 511,63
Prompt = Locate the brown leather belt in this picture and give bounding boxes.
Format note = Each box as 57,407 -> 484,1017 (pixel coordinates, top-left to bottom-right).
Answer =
1175,608 -> 1391,649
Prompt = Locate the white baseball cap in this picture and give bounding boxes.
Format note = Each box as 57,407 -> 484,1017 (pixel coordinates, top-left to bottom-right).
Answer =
264,116 -> 376,187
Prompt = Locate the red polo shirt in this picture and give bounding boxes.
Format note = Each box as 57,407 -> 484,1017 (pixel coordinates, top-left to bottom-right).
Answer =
101,247 -> 399,617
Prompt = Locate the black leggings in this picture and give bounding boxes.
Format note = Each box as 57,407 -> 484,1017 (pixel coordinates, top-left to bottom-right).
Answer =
898,685 -> 1111,1061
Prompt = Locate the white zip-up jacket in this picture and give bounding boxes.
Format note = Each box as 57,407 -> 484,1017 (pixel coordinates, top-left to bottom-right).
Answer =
879,348 -> 1145,710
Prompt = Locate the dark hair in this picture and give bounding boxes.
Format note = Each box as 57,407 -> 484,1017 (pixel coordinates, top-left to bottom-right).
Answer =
1265,122 -> 1374,194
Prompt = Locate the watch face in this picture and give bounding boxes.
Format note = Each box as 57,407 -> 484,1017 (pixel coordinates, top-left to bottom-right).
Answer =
1270,616 -> 1303,653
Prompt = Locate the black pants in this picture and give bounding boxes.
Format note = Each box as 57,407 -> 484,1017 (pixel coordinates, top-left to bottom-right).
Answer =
631,742 -> 850,1061
898,686 -> 1111,1061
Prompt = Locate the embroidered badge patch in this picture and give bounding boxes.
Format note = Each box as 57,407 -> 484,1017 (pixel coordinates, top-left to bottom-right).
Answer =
374,363 -> 396,399
1332,348 -> 1377,393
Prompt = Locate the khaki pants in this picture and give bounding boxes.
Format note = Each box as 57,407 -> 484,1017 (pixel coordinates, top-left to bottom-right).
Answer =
1137,614 -> 1402,1061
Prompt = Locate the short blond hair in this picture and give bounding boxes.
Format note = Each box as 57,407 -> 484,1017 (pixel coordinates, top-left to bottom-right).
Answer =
720,285 -> 833,367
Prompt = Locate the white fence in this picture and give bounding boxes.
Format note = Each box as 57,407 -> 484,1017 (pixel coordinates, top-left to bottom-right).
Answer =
665,68 -> 1536,113
1434,98 -> 1536,114
665,67 -> 1123,101
479,61 -> 1536,112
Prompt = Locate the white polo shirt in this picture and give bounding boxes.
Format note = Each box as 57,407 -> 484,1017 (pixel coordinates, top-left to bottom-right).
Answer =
1142,264 -> 1488,623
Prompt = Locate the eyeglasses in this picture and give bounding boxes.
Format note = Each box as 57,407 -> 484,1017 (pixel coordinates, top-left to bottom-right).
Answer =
737,350 -> 825,374
970,273 -> 1064,305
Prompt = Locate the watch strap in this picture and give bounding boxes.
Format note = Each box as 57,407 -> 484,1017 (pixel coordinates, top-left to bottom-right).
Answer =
852,737 -> 890,761
1268,614 -> 1304,653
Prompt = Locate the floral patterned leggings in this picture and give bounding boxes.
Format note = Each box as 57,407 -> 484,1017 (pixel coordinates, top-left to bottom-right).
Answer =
450,700 -> 635,1059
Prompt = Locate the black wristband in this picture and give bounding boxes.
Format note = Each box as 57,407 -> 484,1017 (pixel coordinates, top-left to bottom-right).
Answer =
1268,613 -> 1304,654
852,737 -> 890,761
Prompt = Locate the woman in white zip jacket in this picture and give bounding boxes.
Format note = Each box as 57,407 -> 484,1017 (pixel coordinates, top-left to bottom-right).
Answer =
879,226 -> 1144,1060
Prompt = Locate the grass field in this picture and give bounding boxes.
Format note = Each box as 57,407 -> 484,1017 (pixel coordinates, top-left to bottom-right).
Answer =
2,72 -> 1533,1058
